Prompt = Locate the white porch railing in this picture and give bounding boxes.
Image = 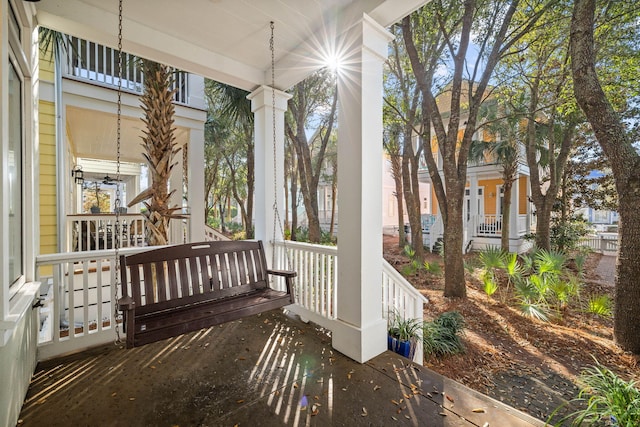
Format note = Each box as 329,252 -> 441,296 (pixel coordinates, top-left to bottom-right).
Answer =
273,241 -> 338,329
473,214 -> 502,237
35,246 -> 152,360
579,235 -> 619,253
204,225 -> 230,242
273,240 -> 428,363
66,214 -> 147,252
37,239 -> 428,362
382,259 -> 428,363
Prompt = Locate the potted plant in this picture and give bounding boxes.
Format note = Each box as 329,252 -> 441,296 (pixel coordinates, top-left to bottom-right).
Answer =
387,310 -> 421,359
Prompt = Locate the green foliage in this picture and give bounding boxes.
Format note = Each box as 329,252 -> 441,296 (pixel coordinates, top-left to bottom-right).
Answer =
535,249 -> 567,277
400,245 -> 441,277
423,260 -> 442,276
293,227 -> 336,246
423,311 -> 465,358
587,294 -> 612,318
550,215 -> 593,253
556,361 -> 640,427
479,246 -> 506,270
388,310 -> 422,342
481,271 -> 499,297
573,252 -> 588,278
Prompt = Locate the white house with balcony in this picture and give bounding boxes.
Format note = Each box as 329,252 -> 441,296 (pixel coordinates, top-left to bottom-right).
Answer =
0,1 -> 432,426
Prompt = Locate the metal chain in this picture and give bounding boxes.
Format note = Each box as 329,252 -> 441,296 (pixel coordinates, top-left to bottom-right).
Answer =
269,22 -> 291,272
113,0 -> 124,345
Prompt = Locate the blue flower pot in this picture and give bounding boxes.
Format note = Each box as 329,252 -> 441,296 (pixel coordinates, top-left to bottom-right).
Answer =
388,336 -> 415,359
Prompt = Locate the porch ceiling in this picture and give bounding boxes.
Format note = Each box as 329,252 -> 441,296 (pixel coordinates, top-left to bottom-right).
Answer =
34,0 -> 428,91
66,106 -> 190,164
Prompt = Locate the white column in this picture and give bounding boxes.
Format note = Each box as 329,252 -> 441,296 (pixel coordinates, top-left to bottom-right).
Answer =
170,146 -> 184,244
188,128 -> 206,241
333,14 -> 393,363
248,86 -> 291,262
510,175 -> 520,250
467,175 -> 478,250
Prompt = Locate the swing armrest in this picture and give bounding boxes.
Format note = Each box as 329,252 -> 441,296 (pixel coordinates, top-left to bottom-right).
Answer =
267,269 -> 296,303
118,296 -> 135,311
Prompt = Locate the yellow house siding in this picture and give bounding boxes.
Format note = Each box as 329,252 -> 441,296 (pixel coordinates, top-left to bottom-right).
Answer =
39,43 -> 55,82
478,178 -> 503,215
39,100 -> 58,256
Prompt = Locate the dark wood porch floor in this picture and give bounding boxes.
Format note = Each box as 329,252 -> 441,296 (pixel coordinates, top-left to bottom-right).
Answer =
19,310 -> 545,426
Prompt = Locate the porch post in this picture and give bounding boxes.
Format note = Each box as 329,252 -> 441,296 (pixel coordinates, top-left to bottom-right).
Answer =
469,174 -> 478,243
333,14 -> 393,363
249,86 -> 291,261
188,128 -> 206,241
510,175 -> 520,250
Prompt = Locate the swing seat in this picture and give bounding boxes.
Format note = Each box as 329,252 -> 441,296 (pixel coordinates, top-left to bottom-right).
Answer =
118,240 -> 296,348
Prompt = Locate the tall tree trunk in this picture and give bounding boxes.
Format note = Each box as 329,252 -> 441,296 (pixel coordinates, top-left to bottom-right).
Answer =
443,193 -> 466,298
571,0 -> 640,354
402,133 -> 424,259
393,162 -> 406,248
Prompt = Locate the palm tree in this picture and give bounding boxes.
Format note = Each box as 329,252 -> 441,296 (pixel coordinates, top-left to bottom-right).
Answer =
128,60 -> 184,245
205,81 -> 255,238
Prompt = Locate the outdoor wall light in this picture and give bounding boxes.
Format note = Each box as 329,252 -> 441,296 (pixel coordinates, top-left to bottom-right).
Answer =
71,165 -> 84,185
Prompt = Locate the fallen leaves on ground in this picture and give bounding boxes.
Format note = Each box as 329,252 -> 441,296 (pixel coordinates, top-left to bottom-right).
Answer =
383,235 -> 638,423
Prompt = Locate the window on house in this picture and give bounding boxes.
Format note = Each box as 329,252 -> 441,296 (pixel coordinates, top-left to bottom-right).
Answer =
7,2 -> 25,293
8,60 -> 24,288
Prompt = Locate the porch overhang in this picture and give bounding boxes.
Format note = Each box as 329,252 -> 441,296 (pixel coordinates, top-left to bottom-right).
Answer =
34,0 -> 428,91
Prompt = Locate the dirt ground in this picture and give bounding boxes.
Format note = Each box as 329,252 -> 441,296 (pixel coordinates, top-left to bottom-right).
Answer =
382,235 -> 639,424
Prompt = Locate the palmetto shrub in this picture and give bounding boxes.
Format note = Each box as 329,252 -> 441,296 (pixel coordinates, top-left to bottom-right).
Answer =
423,311 -> 465,358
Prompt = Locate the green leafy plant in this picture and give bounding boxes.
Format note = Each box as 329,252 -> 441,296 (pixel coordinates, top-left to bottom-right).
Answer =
587,294 -> 612,317
479,246 -> 506,270
422,311 -> 465,358
555,361 -> 640,426
514,277 -> 550,321
481,270 -> 499,297
388,310 -> 422,342
504,252 -> 524,290
423,260 -> 442,276
535,249 -> 566,277
573,252 -> 588,278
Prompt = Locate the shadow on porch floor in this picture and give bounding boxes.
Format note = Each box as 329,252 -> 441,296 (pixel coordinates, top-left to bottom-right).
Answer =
19,310 -> 545,426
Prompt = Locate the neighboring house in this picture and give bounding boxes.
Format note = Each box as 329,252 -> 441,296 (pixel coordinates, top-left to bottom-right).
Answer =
313,152 -> 432,235
38,34 -> 207,255
417,88 -> 535,253
574,170 -> 619,231
1,2 -> 429,426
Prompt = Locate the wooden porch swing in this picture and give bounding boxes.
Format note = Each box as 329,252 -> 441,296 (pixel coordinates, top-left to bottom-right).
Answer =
112,2 -> 295,348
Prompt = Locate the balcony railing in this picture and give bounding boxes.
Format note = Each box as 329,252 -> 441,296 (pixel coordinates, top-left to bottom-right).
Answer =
66,214 -> 147,252
63,36 -> 189,104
